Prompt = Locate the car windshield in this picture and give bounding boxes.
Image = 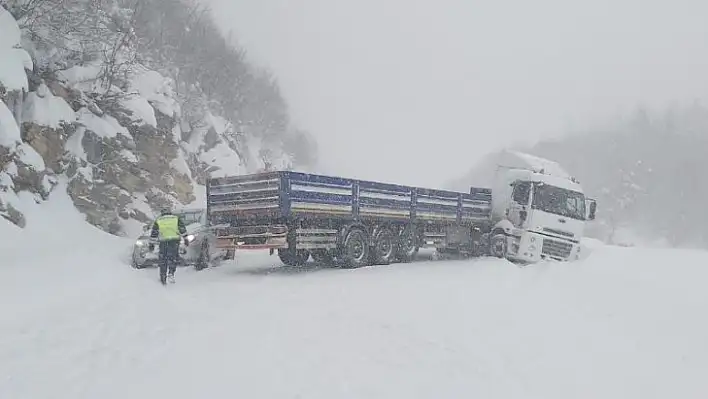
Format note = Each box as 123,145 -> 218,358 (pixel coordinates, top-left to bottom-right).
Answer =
176,210 -> 203,225
532,183 -> 586,220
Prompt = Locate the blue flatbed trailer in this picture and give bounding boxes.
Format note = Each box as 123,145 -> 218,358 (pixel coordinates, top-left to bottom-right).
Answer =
207,171 -> 493,267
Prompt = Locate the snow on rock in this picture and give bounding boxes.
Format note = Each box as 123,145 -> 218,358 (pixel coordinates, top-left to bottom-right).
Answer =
22,84 -> 76,128
76,107 -> 130,139
57,64 -> 103,92
130,193 -> 155,218
128,68 -> 180,117
0,6 -> 33,92
120,149 -> 138,163
16,142 -> 45,171
120,94 -> 157,128
170,152 -> 192,178
65,126 -> 87,160
0,5 -> 301,237
199,141 -> 244,177
210,114 -> 229,135
0,100 -> 21,148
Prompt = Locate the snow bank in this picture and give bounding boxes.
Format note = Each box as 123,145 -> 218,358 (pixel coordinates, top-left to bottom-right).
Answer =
23,84 -> 76,128
2,179 -> 127,259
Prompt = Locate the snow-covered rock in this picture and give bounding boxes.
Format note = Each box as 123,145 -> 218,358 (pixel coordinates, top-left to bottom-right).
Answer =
0,2 -> 309,236
0,101 -> 21,148
0,6 -> 33,92
22,83 -> 75,129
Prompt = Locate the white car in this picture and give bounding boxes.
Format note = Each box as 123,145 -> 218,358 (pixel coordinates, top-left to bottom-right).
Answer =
131,208 -> 234,270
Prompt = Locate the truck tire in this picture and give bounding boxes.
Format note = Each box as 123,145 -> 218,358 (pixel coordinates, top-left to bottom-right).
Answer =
370,227 -> 396,265
395,225 -> 418,263
278,248 -> 310,267
490,232 -> 507,258
340,228 -> 370,268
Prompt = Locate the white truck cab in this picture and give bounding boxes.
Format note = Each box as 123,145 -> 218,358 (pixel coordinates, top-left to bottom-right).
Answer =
487,151 -> 596,263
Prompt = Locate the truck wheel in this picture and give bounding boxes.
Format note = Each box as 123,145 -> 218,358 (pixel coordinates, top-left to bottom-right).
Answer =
395,225 -> 418,263
341,228 -> 370,268
278,248 -> 310,267
371,227 -> 396,265
490,233 -> 507,258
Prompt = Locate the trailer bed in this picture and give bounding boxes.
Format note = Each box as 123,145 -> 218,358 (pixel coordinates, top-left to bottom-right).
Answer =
207,171 -> 492,225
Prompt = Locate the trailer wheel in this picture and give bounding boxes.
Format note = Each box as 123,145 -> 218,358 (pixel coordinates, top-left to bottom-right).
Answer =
395,225 -> 418,263
490,233 -> 507,258
278,248 -> 310,267
371,227 -> 396,265
341,228 -> 370,268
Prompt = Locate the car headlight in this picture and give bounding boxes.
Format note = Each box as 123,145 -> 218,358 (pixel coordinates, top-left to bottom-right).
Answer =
135,240 -> 145,247
186,234 -> 196,242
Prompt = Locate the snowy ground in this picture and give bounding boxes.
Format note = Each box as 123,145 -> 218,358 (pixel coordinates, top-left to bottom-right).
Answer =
2,192 -> 708,398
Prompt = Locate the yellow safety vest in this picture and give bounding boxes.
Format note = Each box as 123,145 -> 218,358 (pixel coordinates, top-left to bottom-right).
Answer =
156,215 -> 180,241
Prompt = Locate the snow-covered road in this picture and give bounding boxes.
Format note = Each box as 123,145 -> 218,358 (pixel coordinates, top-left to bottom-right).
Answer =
3,227 -> 708,399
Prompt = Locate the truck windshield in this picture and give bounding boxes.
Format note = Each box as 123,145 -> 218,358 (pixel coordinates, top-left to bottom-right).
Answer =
532,183 -> 586,220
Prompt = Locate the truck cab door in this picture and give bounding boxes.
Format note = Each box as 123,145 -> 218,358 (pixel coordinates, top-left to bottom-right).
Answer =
508,181 -> 532,228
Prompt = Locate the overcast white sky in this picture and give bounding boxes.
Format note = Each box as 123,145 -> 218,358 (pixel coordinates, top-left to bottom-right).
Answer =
204,0 -> 708,187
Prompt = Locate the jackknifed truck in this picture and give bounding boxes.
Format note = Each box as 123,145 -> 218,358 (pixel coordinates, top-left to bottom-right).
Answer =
205,150 -> 597,267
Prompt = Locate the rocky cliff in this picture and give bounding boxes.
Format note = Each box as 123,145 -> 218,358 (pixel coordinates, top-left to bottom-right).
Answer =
0,2 -> 316,237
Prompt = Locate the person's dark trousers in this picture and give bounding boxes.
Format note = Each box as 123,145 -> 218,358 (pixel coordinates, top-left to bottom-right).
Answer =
159,240 -> 180,283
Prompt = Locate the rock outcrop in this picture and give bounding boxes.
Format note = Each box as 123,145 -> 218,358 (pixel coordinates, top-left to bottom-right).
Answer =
0,3 -> 316,237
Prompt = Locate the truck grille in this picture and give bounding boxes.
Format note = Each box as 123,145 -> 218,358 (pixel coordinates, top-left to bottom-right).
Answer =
541,238 -> 573,259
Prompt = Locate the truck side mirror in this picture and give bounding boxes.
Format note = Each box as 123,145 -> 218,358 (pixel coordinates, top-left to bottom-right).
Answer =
588,201 -> 597,220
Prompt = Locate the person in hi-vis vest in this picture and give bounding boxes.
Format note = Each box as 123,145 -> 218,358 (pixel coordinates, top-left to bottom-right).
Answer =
150,208 -> 187,285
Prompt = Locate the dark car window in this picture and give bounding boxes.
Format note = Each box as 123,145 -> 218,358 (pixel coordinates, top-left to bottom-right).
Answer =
177,211 -> 204,225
